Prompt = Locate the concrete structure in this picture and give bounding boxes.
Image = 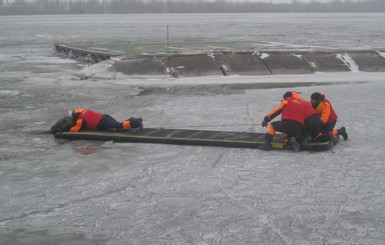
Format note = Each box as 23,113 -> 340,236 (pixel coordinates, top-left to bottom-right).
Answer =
302,51 -> 351,72
214,53 -> 271,76
259,51 -> 314,75
164,54 -> 223,77
348,50 -> 385,72
109,58 -> 166,75
54,43 -> 385,77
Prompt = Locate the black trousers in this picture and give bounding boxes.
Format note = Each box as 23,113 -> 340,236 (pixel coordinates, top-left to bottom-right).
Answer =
271,120 -> 304,138
321,121 -> 336,135
97,114 -> 123,131
303,114 -> 323,139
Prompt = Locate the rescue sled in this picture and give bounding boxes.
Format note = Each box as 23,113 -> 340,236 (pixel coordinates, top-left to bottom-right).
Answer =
54,128 -> 338,151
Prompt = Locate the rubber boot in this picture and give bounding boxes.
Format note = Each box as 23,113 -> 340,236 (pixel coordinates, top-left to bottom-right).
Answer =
337,127 -> 348,141
302,135 -> 311,145
258,135 -> 273,151
129,117 -> 143,129
289,137 -> 300,152
329,132 -> 339,146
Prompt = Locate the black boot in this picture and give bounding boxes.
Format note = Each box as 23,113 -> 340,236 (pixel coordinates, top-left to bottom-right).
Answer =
302,135 -> 312,145
258,135 -> 273,151
289,137 -> 300,152
129,117 -> 143,129
338,127 -> 348,141
329,132 -> 339,146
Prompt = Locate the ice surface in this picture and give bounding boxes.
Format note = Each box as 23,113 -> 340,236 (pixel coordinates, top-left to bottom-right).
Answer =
0,89 -> 20,96
1,13 -> 385,245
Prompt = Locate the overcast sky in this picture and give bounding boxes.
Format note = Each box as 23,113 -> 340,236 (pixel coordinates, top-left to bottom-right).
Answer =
228,0 -> 341,2
178,0 -> 355,3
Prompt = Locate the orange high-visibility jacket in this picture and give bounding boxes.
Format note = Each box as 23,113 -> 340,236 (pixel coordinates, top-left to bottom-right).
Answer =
314,99 -> 338,124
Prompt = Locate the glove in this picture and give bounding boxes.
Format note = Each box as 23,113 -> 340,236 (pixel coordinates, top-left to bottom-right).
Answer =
261,116 -> 270,127
262,120 -> 268,127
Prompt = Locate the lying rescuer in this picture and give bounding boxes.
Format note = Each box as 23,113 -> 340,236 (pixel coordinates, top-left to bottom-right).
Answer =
259,91 -> 322,151
310,92 -> 348,141
50,108 -> 143,133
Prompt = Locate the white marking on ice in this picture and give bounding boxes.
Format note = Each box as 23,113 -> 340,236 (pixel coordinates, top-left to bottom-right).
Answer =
207,53 -> 216,59
34,121 -> 46,125
0,90 -> 19,96
293,54 -> 303,59
207,45 -> 230,50
308,62 -> 317,68
105,71 -> 385,87
376,51 -> 385,59
110,56 -> 124,62
168,46 -> 193,51
264,41 -> 338,50
259,53 -> 270,59
77,60 -> 117,79
336,53 -> 359,72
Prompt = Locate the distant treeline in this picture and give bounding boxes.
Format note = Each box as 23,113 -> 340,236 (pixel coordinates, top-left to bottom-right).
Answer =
0,0 -> 384,15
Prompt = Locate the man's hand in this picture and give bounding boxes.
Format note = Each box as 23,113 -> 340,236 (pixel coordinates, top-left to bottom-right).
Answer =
262,120 -> 268,127
262,116 -> 270,127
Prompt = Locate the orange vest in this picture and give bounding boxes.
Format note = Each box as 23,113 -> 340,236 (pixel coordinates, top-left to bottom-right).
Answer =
315,99 -> 338,124
324,99 -> 338,124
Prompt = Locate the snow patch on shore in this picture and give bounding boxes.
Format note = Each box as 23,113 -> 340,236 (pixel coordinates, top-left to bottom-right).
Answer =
336,53 -> 359,72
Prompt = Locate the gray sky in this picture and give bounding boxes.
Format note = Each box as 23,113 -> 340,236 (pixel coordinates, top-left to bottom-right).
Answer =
183,0 -> 354,3
227,0 -> 342,2
152,0 -> 356,2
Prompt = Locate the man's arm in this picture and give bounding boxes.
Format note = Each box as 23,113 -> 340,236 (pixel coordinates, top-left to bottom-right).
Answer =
70,118 -> 84,132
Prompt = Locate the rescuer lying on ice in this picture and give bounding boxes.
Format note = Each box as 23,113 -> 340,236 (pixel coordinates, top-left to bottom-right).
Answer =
50,108 -> 143,133
310,92 -> 348,141
259,91 -> 323,151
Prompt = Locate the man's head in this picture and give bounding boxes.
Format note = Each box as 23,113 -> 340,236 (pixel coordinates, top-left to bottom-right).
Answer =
283,91 -> 293,99
310,92 -> 325,103
50,116 -> 75,134
283,91 -> 302,100
310,92 -> 325,108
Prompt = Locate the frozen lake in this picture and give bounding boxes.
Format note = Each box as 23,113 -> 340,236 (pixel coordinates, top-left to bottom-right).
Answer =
1,13 -> 385,244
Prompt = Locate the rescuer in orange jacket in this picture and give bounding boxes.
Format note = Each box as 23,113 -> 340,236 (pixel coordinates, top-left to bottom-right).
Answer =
68,108 -> 143,132
310,92 -> 348,141
259,91 -> 315,151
